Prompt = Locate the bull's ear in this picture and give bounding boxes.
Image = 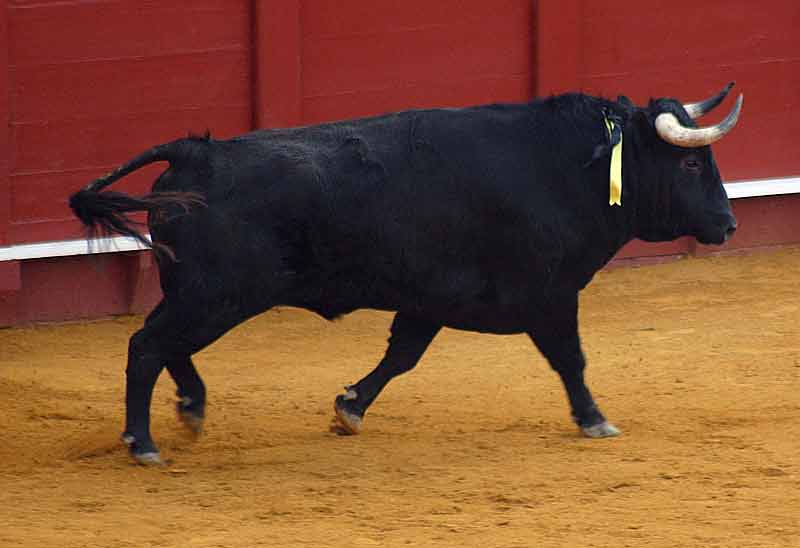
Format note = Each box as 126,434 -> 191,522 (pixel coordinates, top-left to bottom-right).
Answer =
617,95 -> 634,111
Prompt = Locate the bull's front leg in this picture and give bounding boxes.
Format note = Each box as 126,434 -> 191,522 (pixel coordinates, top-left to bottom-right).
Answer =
331,313 -> 440,435
528,296 -> 620,438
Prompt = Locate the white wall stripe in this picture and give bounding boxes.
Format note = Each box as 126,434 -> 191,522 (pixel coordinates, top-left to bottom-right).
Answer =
0,177 -> 798,262
0,235 -> 149,262
723,176 -> 800,199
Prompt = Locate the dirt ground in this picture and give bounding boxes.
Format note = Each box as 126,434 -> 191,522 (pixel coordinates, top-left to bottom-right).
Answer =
0,247 -> 798,548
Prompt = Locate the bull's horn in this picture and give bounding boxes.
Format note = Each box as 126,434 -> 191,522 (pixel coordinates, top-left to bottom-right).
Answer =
683,82 -> 735,119
655,94 -> 743,148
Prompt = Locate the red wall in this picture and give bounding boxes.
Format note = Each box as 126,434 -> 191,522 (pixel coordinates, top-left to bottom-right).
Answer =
255,0 -> 534,128
1,0 -> 798,325
4,0 -> 253,245
0,3 -> 10,247
299,0 -> 534,124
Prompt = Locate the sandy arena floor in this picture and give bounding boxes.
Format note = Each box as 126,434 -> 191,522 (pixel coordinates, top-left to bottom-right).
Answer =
0,247 -> 798,548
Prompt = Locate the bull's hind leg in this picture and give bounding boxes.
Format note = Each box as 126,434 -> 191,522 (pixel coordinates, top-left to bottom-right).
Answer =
166,356 -> 206,435
331,313 -> 440,435
123,300 -> 244,464
140,301 -> 207,435
528,296 -> 620,438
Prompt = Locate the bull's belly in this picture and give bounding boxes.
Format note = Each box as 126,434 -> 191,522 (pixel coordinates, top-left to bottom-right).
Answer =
290,272 -> 555,334
438,314 -> 532,335
298,298 -> 537,335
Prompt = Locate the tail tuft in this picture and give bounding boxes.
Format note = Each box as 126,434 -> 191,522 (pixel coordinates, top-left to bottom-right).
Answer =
69,189 -> 205,251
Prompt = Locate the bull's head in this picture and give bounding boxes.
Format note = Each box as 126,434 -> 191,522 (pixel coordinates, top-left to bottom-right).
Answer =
625,83 -> 742,245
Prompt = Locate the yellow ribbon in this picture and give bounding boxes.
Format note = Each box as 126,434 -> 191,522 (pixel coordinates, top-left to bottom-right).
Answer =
604,116 -> 623,206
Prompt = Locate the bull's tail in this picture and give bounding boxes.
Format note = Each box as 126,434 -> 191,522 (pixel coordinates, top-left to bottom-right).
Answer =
69,141 -> 205,255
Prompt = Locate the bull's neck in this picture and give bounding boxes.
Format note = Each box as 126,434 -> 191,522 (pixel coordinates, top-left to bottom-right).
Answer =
588,191 -> 637,271
582,127 -> 639,265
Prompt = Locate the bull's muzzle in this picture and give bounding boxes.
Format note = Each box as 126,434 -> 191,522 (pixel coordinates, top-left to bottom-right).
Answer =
697,212 -> 737,245
724,216 -> 738,242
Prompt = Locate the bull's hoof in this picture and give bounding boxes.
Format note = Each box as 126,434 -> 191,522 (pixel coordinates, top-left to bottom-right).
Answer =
179,411 -> 204,436
133,451 -> 164,466
176,397 -> 205,437
177,409 -> 205,436
121,433 -> 163,465
581,421 -> 621,438
330,394 -> 364,436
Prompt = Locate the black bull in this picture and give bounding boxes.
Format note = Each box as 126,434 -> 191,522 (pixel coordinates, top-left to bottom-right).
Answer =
70,85 -> 742,464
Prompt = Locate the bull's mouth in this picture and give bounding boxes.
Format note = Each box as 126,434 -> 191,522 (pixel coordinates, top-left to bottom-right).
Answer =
696,233 -> 726,246
696,225 -> 736,246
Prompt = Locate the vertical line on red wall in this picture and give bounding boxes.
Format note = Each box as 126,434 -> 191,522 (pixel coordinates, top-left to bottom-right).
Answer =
534,0 -> 583,97
249,0 -> 258,131
576,0 -> 585,89
0,0 -> 10,246
252,0 -> 303,129
529,4 -> 538,98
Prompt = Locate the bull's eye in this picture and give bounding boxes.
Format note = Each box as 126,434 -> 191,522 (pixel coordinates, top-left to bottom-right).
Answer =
681,155 -> 703,174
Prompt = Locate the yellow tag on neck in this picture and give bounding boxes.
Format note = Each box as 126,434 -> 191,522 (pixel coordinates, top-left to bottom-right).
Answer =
604,116 -> 623,206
